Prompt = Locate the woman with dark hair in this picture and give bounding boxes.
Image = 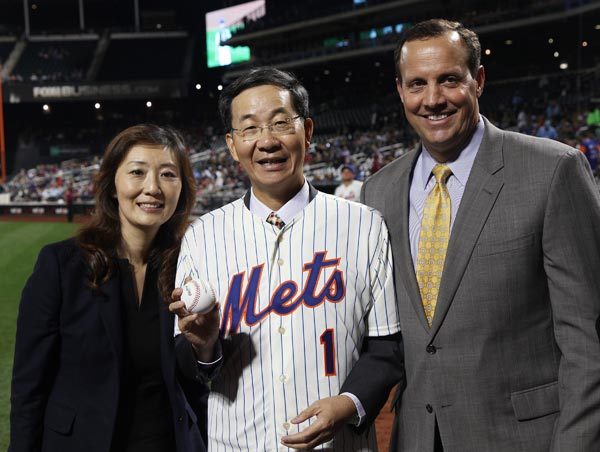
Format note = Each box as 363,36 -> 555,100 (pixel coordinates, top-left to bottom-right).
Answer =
10,124 -> 208,452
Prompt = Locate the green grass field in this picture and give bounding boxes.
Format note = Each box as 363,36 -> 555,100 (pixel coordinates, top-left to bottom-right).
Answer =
0,221 -> 78,450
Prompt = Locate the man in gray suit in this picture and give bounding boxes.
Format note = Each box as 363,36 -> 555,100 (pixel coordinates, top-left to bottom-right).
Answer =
357,19 -> 600,451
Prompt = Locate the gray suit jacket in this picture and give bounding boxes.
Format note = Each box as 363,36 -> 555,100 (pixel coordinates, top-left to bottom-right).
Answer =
360,117 -> 600,452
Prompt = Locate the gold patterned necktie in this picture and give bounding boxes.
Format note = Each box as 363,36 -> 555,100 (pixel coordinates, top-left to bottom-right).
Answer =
266,211 -> 285,229
416,164 -> 453,326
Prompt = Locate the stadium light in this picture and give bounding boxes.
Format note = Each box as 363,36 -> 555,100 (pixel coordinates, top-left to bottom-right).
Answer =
582,41 -> 588,47
196,83 -> 202,90
42,104 -> 50,113
504,40 -> 512,45
548,38 -> 554,44
485,49 -> 492,56
94,102 -> 101,110
553,51 -> 559,58
595,24 -> 600,30
217,85 -> 223,91
146,101 -> 152,108
560,63 -> 568,70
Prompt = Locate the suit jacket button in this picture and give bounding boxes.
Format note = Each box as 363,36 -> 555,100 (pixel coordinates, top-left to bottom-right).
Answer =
426,404 -> 433,413
426,344 -> 437,354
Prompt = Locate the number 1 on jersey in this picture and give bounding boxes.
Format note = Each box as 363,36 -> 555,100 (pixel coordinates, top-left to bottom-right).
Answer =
320,328 -> 336,376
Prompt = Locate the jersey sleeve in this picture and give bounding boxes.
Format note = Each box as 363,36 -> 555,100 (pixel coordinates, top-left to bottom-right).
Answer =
365,211 -> 401,336
176,220 -> 205,288
175,220 -> 205,336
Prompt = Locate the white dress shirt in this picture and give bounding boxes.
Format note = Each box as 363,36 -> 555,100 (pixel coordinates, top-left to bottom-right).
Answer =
409,117 -> 485,267
249,179 -> 310,224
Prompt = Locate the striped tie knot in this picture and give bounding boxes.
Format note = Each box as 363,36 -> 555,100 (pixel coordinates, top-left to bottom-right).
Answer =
266,211 -> 285,229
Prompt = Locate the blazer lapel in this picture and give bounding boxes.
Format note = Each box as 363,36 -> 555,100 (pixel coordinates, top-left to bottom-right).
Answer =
159,295 -> 176,384
387,147 -> 431,332
430,117 -> 505,335
96,274 -> 124,367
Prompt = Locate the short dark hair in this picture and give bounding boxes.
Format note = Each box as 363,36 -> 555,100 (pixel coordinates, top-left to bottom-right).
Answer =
394,19 -> 481,81
341,164 -> 356,174
218,67 -> 310,130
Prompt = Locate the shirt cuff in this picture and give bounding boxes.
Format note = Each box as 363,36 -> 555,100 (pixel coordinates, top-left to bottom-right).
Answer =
196,340 -> 223,380
340,392 -> 365,426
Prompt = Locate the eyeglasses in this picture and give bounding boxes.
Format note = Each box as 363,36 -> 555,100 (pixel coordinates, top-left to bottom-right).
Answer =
231,115 -> 303,142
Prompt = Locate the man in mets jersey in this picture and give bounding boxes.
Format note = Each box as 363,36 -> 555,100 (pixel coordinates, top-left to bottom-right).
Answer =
170,67 -> 405,451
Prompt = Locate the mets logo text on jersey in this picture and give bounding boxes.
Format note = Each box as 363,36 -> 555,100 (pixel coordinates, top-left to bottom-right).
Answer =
221,251 -> 346,336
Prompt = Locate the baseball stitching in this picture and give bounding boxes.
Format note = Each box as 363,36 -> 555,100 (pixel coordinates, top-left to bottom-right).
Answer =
188,279 -> 201,312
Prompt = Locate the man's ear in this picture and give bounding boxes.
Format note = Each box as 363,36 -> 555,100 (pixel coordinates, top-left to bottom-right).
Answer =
475,65 -> 485,98
303,117 -> 314,147
225,133 -> 239,162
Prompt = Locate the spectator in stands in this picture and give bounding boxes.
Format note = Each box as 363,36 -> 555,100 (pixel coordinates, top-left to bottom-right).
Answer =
579,128 -> 599,173
40,180 -> 63,202
10,124 -> 208,452
360,18 -> 600,451
370,148 -> 383,173
536,119 -> 558,139
516,106 -> 529,133
64,182 -> 75,223
334,164 -> 363,201
80,180 -> 95,201
545,99 -> 561,122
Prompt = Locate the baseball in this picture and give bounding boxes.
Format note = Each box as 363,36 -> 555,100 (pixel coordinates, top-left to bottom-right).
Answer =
181,278 -> 216,314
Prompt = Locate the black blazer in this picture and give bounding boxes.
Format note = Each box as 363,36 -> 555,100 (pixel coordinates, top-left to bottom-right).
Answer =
9,239 -> 208,452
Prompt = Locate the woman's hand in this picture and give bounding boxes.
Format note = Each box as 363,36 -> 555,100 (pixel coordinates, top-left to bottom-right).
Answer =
169,283 -> 220,362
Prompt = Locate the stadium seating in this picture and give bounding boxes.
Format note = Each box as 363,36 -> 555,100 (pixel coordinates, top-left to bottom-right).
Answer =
97,37 -> 188,81
229,0 -> 567,38
1,0 -> 598,217
4,99 -> 597,215
0,42 -> 14,67
11,40 -> 97,82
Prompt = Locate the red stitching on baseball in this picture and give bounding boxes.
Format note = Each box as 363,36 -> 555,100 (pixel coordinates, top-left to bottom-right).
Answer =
188,279 -> 200,312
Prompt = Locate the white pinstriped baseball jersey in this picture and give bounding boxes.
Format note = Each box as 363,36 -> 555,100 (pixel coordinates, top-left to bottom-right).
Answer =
176,190 -> 400,452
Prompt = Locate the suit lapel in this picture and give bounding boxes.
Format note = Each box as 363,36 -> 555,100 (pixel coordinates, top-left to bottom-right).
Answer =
387,147 -> 432,332
430,118 -> 505,335
96,273 -> 124,367
159,292 -> 176,384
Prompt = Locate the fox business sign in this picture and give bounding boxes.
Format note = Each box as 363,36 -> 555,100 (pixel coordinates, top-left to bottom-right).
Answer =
4,81 -> 186,103
32,84 -> 140,98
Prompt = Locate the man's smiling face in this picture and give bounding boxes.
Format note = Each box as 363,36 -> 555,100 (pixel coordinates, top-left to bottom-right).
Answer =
396,31 -> 485,161
225,84 -> 313,204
